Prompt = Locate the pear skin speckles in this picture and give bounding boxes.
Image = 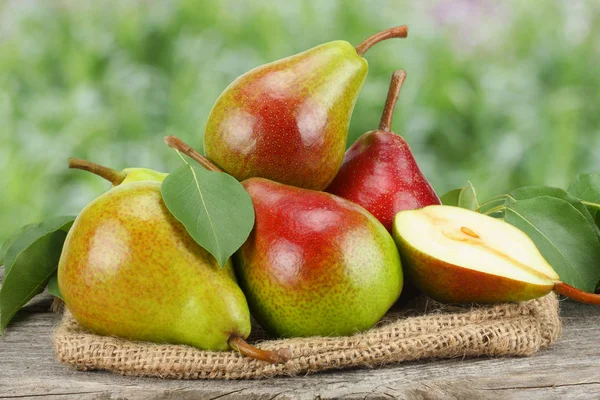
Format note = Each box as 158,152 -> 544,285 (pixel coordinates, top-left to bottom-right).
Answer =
326,130 -> 440,232
58,181 -> 251,351
204,41 -> 368,190
234,178 -> 403,338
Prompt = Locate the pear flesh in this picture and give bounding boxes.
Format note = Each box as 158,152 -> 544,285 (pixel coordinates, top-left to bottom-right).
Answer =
58,181 -> 251,351
393,205 -> 559,304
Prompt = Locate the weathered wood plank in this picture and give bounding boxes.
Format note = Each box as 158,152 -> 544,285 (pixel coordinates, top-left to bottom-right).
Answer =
1,286 -> 600,399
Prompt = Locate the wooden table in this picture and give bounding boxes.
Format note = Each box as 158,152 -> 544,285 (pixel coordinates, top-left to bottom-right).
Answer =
2,290 -> 600,400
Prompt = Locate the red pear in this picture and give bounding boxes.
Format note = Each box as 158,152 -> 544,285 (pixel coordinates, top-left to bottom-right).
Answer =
326,70 -> 440,232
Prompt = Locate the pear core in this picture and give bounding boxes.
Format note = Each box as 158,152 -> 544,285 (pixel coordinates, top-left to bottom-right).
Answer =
394,205 -> 559,286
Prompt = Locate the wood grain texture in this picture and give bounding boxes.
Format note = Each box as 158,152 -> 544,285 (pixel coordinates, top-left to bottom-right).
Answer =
1,274 -> 600,399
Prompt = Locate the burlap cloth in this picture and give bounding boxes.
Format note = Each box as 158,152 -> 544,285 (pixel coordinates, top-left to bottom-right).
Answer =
53,293 -> 561,379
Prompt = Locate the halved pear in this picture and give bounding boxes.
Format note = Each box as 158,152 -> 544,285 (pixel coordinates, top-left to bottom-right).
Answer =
392,205 -> 559,304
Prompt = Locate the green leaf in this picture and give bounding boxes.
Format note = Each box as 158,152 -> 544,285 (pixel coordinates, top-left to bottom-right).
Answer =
0,224 -> 33,266
0,216 -> 74,333
508,186 -> 600,239
440,189 -> 461,206
0,229 -> 68,333
440,181 -> 479,210
47,274 -> 62,300
569,173 -> 600,212
161,164 -> 255,267
504,196 -> 600,293
477,195 -> 508,217
3,216 -> 75,278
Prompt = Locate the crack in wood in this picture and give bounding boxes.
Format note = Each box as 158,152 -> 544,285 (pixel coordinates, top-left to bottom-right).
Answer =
266,391 -> 293,400
0,391 -> 104,399
478,381 -> 600,391
207,387 -> 250,400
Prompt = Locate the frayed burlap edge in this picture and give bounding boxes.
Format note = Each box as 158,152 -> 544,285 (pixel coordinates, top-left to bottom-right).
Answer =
53,293 -> 560,380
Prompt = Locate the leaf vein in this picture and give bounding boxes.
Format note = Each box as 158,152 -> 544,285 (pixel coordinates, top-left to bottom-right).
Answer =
189,166 -> 222,259
505,207 -> 584,283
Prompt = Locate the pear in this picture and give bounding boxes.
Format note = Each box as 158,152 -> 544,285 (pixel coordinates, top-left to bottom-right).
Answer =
393,205 -> 600,305
235,178 -> 403,338
326,71 -> 440,232
164,136 -> 404,337
59,160 -> 289,363
204,26 -> 409,191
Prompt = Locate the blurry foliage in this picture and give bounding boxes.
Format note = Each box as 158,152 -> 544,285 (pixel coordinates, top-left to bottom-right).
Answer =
0,0 -> 599,242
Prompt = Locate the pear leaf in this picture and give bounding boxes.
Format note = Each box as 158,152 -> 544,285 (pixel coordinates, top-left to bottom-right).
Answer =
47,274 -> 62,300
440,181 -> 479,210
0,224 -> 33,266
569,173 -> 600,212
161,164 -> 255,267
0,215 -> 74,334
3,216 -> 75,278
508,186 -> 600,239
504,196 -> 600,293
440,189 -> 461,206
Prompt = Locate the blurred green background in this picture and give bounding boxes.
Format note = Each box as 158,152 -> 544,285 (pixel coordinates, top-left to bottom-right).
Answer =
1,0 -> 599,242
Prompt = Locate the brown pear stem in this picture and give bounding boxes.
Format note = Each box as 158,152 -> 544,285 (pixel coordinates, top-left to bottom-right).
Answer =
378,70 -> 407,132
228,335 -> 292,364
163,135 -> 223,173
355,25 -> 408,56
68,158 -> 126,186
51,297 -> 65,314
554,282 -> 600,305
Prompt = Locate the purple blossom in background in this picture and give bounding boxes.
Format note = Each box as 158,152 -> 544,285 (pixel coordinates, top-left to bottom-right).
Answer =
432,0 -> 509,52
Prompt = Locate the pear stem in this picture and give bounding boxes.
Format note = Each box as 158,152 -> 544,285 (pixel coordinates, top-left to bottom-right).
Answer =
228,335 -> 292,364
163,135 -> 223,173
554,282 -> 600,305
51,297 -> 65,314
68,158 -> 126,186
355,25 -> 408,56
378,70 -> 407,132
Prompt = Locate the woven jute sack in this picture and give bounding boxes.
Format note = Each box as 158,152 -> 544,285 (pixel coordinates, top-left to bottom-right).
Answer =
53,293 -> 561,380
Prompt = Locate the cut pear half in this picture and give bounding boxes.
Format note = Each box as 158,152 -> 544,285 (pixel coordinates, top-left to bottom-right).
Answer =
393,205 -> 600,305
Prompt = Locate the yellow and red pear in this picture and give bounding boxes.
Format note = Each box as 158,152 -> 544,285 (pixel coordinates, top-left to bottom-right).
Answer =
204,26 -> 408,190
235,178 -> 404,338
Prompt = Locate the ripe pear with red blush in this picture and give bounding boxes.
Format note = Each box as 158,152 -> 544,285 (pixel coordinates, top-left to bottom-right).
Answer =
235,178 -> 403,338
204,26 -> 409,191
326,70 -> 440,232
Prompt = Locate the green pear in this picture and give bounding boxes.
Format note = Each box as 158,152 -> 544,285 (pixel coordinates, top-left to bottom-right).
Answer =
204,26 -> 408,190
59,160 -> 289,362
